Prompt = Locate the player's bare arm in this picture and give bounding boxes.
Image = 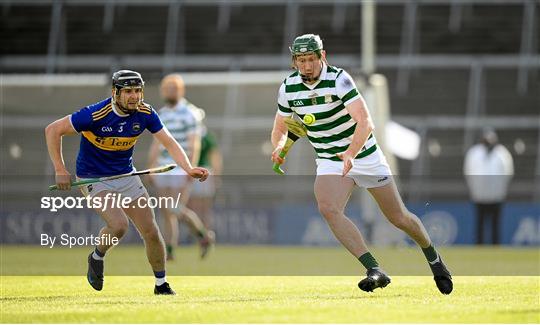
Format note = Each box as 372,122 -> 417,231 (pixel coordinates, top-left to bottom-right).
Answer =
45,115 -> 77,190
336,97 -> 375,176
174,132 -> 201,190
182,132 -> 202,187
270,113 -> 288,164
153,128 -> 209,181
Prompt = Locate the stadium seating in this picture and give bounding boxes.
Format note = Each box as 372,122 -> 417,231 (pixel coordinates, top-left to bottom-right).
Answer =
1,1 -> 538,203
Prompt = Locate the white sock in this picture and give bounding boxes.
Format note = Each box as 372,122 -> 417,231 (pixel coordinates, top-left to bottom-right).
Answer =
155,277 -> 167,286
92,251 -> 104,261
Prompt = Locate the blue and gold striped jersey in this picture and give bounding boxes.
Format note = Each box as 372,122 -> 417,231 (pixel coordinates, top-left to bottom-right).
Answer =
70,97 -> 163,177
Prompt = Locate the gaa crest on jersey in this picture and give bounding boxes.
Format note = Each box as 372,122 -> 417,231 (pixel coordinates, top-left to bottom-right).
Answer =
324,94 -> 332,103
308,92 -> 318,105
132,123 -> 141,132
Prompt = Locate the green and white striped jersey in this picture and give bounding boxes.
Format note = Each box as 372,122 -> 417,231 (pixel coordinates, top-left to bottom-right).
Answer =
277,64 -> 377,161
157,98 -> 201,165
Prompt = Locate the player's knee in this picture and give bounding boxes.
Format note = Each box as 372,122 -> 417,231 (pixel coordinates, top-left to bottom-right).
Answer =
318,202 -> 341,220
388,211 -> 410,230
110,220 -> 129,238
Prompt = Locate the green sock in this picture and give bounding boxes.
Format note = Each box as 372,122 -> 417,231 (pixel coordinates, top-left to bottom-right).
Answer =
358,252 -> 379,270
166,244 -> 173,256
422,244 -> 438,263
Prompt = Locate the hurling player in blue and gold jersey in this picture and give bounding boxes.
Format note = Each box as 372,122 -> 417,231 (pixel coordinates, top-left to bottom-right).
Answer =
45,70 -> 209,295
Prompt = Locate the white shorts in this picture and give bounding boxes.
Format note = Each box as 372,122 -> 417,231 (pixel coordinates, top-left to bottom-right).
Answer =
316,147 -> 393,188
78,175 -> 147,200
153,167 -> 190,189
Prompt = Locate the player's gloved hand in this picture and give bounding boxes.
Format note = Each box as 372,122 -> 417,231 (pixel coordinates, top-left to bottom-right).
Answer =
55,167 -> 72,190
271,146 -> 285,165
189,167 -> 210,182
336,151 -> 355,176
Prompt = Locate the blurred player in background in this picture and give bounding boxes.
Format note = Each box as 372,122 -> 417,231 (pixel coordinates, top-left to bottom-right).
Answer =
45,70 -> 209,295
147,73 -> 215,260
188,123 -> 223,234
270,34 -> 453,295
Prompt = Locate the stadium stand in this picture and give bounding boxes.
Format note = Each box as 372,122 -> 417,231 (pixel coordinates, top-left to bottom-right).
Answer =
1,0 -> 538,204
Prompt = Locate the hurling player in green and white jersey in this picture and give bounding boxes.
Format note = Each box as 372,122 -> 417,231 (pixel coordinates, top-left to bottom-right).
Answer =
271,34 -> 452,295
148,74 -> 215,260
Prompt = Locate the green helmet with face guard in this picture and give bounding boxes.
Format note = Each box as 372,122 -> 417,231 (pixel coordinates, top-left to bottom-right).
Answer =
290,34 -> 325,82
289,34 -> 323,58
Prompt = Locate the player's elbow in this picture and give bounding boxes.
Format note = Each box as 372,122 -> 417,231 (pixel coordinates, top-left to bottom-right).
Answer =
45,122 -> 58,139
45,117 -> 71,138
366,121 -> 375,133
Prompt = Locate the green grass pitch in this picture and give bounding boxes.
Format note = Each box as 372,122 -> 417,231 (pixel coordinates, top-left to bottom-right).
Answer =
1,245 -> 539,323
